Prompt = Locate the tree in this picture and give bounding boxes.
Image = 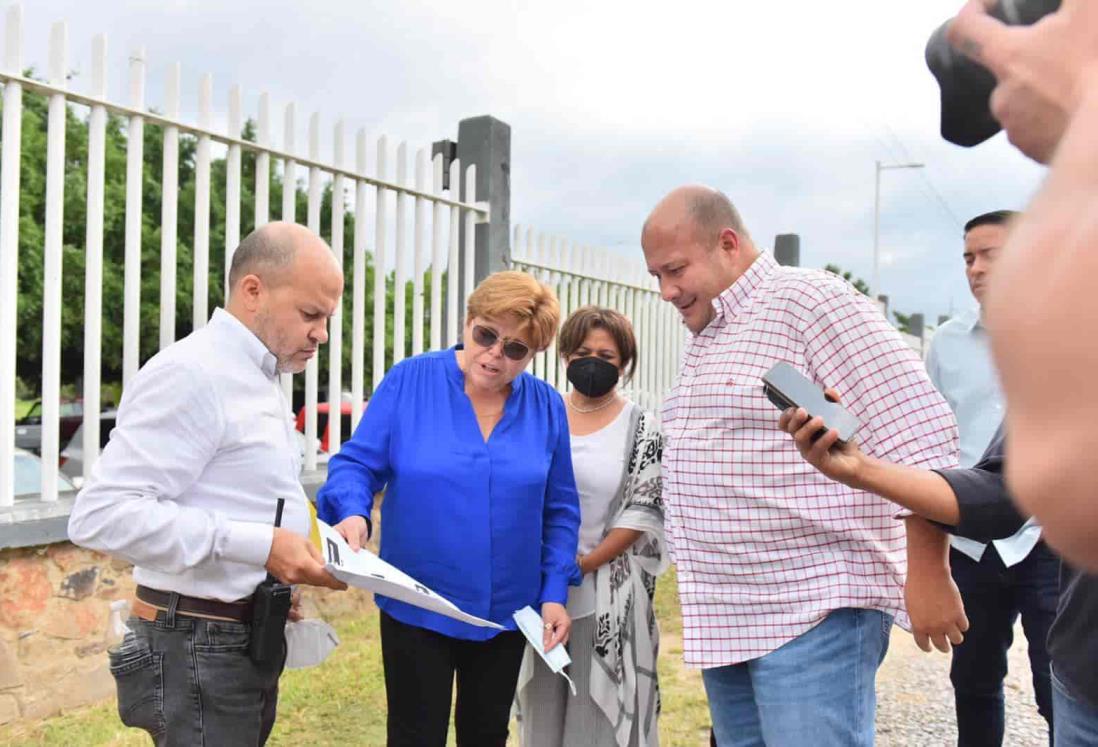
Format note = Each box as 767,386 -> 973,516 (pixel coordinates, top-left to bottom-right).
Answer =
823,263 -> 917,334
823,264 -> 871,296
1,73 -> 424,404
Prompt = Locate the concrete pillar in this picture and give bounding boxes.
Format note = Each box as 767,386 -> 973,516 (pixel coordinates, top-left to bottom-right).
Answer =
909,313 -> 925,339
774,233 -> 800,267
456,116 -> 511,284
430,139 -> 456,190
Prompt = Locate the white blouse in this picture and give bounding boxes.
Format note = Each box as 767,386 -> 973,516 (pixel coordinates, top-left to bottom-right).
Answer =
565,401 -> 635,620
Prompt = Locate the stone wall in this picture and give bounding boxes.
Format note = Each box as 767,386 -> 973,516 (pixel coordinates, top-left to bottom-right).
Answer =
0,541 -> 375,726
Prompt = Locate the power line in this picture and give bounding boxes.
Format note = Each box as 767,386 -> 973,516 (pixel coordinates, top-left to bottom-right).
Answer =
882,124 -> 963,230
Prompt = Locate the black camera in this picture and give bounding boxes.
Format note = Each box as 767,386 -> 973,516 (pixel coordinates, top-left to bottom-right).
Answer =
926,0 -> 1061,147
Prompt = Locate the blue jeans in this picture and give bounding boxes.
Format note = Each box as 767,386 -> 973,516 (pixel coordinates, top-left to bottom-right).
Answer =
1053,672 -> 1098,747
701,608 -> 892,747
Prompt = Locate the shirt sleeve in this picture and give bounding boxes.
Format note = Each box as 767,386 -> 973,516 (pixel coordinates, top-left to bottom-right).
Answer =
538,395 -> 581,605
315,361 -> 404,531
932,426 -> 1028,541
67,360 -> 274,572
801,281 -> 959,471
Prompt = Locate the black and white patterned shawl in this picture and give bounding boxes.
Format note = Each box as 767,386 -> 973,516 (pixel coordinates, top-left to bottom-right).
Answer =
588,405 -> 667,747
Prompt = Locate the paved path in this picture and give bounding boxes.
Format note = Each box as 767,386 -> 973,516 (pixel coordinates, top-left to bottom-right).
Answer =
877,624 -> 1049,746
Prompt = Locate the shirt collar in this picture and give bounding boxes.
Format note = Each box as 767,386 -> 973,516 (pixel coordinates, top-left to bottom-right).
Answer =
209,308 -> 280,379
712,252 -> 778,324
958,306 -> 983,333
447,345 -> 466,386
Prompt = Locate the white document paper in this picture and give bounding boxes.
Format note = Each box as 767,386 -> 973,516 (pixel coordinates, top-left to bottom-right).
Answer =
513,605 -> 576,695
315,518 -> 504,630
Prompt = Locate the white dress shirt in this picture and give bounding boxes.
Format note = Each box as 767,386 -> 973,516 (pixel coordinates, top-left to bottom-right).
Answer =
68,308 -> 309,602
926,307 -> 1041,566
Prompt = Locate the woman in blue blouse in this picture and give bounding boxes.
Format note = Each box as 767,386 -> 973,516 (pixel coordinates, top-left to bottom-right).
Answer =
317,270 -> 580,746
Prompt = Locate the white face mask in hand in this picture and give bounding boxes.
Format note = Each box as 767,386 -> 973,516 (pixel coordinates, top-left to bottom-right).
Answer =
513,606 -> 576,695
283,619 -> 340,669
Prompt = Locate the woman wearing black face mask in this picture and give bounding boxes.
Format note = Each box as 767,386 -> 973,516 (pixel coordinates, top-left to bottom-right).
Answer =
516,306 -> 667,747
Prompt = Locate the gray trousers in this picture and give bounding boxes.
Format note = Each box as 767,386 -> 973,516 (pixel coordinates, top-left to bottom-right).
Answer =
521,615 -> 636,747
109,610 -> 285,746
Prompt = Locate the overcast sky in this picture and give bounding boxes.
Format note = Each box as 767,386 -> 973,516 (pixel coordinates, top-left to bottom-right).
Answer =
17,0 -> 1046,325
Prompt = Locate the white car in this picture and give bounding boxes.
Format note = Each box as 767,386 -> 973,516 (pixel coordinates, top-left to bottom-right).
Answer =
13,447 -> 78,498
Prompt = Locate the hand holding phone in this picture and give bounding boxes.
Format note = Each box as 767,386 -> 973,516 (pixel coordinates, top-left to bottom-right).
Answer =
761,362 -> 860,444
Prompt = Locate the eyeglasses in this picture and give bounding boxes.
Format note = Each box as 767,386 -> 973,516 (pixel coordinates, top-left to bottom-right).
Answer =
471,324 -> 531,361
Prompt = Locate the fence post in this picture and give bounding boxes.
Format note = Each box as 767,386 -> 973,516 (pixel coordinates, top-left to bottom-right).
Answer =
908,312 -> 925,339
774,233 -> 800,267
456,115 -> 510,284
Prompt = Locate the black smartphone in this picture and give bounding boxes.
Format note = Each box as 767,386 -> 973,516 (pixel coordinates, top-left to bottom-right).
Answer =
761,362 -> 860,445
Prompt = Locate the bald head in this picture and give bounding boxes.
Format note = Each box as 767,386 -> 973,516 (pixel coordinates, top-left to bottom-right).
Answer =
642,185 -> 751,247
226,222 -> 344,373
228,221 -> 338,294
641,186 -> 759,334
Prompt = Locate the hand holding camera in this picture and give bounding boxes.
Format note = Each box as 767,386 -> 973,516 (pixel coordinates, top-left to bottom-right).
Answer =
928,0 -> 1098,163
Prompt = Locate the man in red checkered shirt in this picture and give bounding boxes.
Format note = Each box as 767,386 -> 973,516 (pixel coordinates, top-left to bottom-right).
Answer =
641,185 -> 961,746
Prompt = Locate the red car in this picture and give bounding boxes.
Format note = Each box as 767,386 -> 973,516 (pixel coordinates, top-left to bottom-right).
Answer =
15,399 -> 85,455
294,400 -> 366,453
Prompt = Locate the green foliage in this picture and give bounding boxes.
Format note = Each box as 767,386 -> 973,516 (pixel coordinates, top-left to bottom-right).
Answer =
823,263 -> 871,296
823,264 -> 914,334
1,75 -> 429,402
893,310 -> 913,334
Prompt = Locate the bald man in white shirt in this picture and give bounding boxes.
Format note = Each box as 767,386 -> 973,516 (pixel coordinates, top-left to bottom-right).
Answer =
69,222 -> 346,746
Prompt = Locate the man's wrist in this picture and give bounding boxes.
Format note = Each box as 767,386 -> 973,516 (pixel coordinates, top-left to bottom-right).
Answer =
847,450 -> 876,492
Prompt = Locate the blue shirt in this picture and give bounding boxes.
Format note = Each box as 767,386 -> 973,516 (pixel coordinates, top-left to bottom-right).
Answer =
316,347 -> 581,640
925,308 -> 1004,468
926,308 -> 1040,565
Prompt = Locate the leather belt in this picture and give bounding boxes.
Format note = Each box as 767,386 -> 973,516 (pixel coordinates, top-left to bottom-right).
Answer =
136,585 -> 253,623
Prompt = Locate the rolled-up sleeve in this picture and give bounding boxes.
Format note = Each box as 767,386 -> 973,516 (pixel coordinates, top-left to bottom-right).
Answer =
538,399 -> 581,605
316,363 -> 403,531
933,427 -> 1028,542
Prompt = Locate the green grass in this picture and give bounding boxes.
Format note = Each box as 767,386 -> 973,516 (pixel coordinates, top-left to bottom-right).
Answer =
0,571 -> 710,746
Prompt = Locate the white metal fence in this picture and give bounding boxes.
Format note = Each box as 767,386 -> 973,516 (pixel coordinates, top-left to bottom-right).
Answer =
0,6 -> 491,507
509,226 -> 682,414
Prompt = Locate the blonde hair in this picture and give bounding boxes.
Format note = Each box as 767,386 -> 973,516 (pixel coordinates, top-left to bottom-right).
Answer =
466,271 -> 560,351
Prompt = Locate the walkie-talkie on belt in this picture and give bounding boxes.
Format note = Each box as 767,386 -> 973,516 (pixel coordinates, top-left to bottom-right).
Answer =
249,498 -> 294,664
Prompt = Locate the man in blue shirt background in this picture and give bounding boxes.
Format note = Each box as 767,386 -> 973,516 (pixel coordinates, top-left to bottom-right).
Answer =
925,210 -> 1059,745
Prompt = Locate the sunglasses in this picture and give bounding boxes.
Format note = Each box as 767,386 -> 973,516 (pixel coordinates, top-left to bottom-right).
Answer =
471,324 -> 531,361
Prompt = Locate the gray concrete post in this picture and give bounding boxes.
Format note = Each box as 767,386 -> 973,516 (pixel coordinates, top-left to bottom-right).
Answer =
456,116 -> 511,284
909,313 -> 925,339
774,234 -> 800,267
431,139 -> 456,191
